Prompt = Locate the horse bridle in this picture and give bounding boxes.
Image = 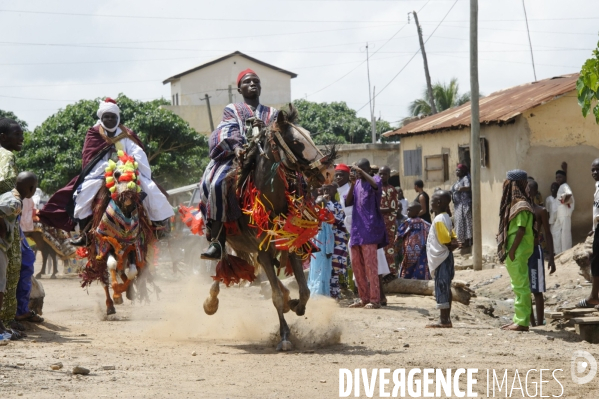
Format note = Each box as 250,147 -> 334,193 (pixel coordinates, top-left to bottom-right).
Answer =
262,124 -> 329,184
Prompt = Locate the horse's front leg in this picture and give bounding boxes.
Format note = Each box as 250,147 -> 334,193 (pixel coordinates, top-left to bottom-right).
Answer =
103,282 -> 116,315
258,251 -> 292,351
288,253 -> 310,316
50,252 -> 58,279
203,281 -> 220,315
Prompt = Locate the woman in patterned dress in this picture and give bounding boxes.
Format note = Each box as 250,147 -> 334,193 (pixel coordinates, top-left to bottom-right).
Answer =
451,164 -> 472,248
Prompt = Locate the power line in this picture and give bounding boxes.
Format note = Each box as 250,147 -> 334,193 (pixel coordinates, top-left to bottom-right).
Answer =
306,23 -> 409,96
0,9 -> 402,23
355,0 -> 459,113
23,23 -> 398,47
419,22 -> 599,36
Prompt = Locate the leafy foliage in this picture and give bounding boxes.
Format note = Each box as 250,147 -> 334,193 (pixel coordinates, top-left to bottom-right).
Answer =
577,42 -> 599,123
408,78 -> 472,117
292,99 -> 392,145
0,109 -> 28,130
20,95 -> 208,193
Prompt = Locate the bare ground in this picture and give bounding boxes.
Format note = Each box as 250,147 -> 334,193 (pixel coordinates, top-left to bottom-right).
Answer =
1,258 -> 599,399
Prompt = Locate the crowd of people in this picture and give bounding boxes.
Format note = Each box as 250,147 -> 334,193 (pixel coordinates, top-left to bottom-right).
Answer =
303,158 -> 460,326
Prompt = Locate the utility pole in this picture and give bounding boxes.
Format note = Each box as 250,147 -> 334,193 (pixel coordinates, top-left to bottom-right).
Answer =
216,85 -> 234,104
411,11 -> 437,115
200,94 -> 215,131
521,0 -> 537,81
371,86 -> 377,143
470,0 -> 482,271
365,43 -> 376,143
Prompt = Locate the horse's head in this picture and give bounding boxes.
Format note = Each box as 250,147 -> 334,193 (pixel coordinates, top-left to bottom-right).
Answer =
105,150 -> 141,208
268,104 -> 337,186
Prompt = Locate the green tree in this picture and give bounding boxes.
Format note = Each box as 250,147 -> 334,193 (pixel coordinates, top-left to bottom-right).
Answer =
292,99 -> 392,145
408,78 -> 472,117
0,109 -> 28,130
20,94 -> 208,193
577,41 -> 599,123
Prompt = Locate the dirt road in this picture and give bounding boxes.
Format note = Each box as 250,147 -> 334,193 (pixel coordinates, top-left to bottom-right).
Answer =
1,262 -> 599,398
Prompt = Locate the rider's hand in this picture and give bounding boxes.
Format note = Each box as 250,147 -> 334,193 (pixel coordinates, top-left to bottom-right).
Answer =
252,119 -> 265,129
234,147 -> 245,161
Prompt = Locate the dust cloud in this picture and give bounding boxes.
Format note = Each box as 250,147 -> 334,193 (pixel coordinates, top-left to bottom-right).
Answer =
141,273 -> 343,349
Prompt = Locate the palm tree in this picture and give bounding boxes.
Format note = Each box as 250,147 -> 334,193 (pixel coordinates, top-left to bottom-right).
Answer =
408,78 -> 472,117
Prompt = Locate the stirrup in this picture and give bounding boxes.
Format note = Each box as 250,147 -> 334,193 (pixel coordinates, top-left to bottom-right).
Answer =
200,241 -> 223,260
70,234 -> 88,247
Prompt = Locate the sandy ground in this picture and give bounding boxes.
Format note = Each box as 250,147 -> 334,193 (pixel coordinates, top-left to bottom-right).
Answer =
1,258 -> 599,399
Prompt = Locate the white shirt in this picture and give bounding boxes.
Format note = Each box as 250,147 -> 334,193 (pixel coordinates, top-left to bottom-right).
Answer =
399,198 -> 409,217
545,196 -> 557,225
426,212 -> 454,272
593,182 -> 599,230
556,183 -> 574,218
20,197 -> 35,232
337,183 -> 352,214
73,126 -> 174,222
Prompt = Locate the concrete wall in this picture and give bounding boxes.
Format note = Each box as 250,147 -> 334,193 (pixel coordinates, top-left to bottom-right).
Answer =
165,54 -> 293,134
399,92 -> 599,253
319,143 -> 400,172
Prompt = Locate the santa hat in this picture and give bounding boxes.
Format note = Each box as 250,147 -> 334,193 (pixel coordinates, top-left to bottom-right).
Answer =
237,69 -> 258,86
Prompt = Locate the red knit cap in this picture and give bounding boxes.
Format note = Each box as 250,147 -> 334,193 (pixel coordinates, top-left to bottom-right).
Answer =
237,69 -> 258,86
335,164 -> 350,173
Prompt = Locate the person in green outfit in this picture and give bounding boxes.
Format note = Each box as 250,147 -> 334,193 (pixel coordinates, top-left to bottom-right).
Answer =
497,169 -> 535,332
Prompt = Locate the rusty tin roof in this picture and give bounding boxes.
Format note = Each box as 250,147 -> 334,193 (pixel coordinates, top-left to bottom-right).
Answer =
384,73 -> 579,137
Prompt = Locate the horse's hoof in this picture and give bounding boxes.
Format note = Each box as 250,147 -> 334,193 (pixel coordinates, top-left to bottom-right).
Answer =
276,340 -> 293,352
289,299 -> 305,316
113,296 -> 124,305
107,306 -> 116,315
203,298 -> 219,315
35,273 -> 42,279
50,274 -> 57,279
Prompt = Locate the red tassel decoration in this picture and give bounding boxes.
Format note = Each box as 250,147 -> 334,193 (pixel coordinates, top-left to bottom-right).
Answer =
212,254 -> 255,287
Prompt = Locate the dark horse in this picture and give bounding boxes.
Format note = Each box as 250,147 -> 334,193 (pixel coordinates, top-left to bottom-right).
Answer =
202,105 -> 335,351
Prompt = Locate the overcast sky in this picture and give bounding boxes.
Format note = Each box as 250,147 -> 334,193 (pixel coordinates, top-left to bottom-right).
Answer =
0,0 -> 597,129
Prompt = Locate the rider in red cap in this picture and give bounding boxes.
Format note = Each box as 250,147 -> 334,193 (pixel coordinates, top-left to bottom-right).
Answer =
199,69 -> 279,260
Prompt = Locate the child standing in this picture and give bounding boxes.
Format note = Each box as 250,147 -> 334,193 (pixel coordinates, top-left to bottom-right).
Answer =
527,179 -> 556,326
307,194 -> 335,298
0,172 -> 37,337
497,169 -> 535,332
325,184 -> 348,300
397,202 -> 431,280
426,191 -> 458,328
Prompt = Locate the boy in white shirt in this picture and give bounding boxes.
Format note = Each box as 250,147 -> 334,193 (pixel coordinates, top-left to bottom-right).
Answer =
426,190 -> 459,328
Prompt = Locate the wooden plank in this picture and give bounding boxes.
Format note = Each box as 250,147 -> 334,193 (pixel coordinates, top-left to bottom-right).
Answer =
571,317 -> 599,325
563,309 -> 598,316
545,311 -> 564,319
576,324 -> 599,344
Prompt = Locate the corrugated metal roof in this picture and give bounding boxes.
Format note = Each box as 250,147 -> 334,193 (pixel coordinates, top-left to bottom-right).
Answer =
384,73 -> 579,137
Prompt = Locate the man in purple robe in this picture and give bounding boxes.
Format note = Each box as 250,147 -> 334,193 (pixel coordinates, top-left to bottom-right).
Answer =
344,158 -> 388,309
199,69 -> 278,260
